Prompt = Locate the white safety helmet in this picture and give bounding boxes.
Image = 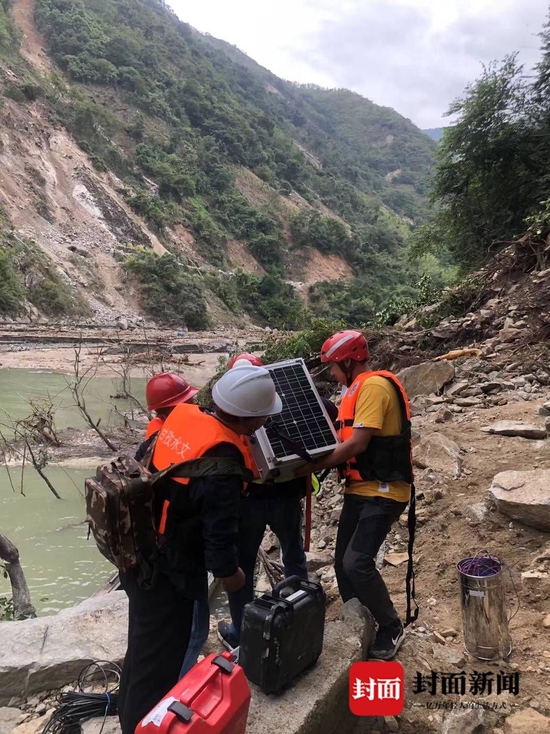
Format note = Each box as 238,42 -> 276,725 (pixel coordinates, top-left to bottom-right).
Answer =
212,364 -> 282,418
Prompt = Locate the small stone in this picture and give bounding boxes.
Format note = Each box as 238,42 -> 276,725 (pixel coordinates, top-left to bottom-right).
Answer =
385,552 -> 409,567
435,408 -> 454,424
433,631 -> 447,645
317,540 -> 327,550
543,614 -> 550,628
464,503 -> 488,523
481,421 -> 547,439
441,628 -> 458,638
454,396 -> 483,407
384,716 -> 399,733
539,402 -> 550,416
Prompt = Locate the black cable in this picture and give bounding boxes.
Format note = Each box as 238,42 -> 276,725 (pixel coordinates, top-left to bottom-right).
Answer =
41,661 -> 121,734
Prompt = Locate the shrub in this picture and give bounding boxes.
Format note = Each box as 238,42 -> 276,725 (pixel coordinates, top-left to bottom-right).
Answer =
125,251 -> 209,329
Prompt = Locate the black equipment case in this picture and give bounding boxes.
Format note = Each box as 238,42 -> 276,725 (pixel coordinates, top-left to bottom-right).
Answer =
239,576 -> 326,694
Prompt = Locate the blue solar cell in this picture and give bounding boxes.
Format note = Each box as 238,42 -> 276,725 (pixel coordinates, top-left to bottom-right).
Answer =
264,361 -> 336,459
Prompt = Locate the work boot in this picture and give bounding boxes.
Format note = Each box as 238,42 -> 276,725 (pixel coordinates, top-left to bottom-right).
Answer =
368,620 -> 405,661
217,620 -> 239,651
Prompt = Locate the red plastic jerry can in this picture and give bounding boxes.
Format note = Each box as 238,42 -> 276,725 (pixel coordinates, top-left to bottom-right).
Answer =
136,652 -> 251,734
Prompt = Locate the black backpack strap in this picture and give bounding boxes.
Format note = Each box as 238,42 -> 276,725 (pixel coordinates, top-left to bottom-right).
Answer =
405,481 -> 419,626
151,457 -> 254,485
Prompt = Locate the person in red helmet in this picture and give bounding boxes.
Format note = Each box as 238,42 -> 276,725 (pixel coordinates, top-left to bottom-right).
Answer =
144,372 -> 199,440
308,330 -> 414,661
228,352 -> 263,369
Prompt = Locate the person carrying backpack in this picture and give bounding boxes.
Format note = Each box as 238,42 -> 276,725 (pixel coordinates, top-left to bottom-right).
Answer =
118,364 -> 282,734
138,372 -> 209,680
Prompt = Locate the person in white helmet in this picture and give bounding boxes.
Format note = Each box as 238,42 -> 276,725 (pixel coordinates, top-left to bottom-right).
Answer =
118,365 -> 281,734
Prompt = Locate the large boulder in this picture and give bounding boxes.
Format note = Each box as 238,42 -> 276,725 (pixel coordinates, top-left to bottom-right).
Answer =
0,592 -> 128,705
413,433 -> 462,478
489,470 -> 550,531
397,360 -> 455,398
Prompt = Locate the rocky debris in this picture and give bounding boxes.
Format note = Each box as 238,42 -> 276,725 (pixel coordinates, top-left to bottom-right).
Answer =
434,407 -> 453,423
82,720 -> 121,734
413,434 -> 462,478
464,503 -> 489,524
0,592 -> 128,705
482,421 -> 547,439
0,707 -> 25,734
540,402 -> 550,416
441,707 -> 484,734
445,381 -> 469,398
440,628 -> 458,638
12,712 -> 53,734
305,551 -> 333,574
489,470 -> 550,531
454,396 -> 483,407
384,553 -> 409,567
521,571 -> 550,590
543,614 -> 550,628
397,360 -> 455,398
503,708 -> 550,733
384,716 -> 400,733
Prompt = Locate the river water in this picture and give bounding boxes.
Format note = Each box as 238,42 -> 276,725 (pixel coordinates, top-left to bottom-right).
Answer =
0,368 -> 146,615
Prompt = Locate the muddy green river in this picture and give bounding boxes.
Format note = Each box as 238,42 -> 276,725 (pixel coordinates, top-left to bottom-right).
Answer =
0,368 -> 146,615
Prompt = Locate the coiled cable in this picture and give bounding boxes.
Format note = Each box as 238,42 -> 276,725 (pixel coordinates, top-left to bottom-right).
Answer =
41,661 -> 121,734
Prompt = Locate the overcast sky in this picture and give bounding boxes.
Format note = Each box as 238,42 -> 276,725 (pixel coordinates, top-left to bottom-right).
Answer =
168,0 -> 549,129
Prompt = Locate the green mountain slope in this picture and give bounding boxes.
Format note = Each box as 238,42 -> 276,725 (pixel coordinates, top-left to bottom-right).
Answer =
423,128 -> 445,142
0,0 -> 442,329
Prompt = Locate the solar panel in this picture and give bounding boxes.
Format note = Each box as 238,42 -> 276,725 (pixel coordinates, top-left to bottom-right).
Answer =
266,362 -> 337,458
248,358 -> 339,480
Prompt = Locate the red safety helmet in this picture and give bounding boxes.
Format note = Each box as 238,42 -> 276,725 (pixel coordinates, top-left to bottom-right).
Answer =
320,330 -> 369,363
228,352 -> 264,369
146,372 -> 199,412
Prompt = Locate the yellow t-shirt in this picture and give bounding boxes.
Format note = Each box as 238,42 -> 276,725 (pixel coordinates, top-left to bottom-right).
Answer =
345,375 -> 411,503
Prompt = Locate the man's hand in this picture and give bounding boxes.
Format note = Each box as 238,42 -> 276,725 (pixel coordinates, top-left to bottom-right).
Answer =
221,567 -> 245,593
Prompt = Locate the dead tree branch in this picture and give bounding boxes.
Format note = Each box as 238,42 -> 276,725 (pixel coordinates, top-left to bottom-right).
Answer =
0,533 -> 36,620
67,341 -> 118,452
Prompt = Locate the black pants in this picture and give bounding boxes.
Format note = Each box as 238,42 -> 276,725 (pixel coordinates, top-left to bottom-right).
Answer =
227,493 -> 308,641
118,569 -> 195,734
335,494 -> 408,629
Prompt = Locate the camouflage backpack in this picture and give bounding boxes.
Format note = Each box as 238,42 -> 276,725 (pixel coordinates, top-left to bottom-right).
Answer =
85,443 -> 253,586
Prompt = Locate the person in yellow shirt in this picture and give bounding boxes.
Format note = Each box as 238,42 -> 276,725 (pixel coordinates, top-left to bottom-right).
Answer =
310,330 -> 414,660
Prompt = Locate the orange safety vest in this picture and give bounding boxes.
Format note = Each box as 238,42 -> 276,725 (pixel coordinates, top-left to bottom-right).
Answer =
239,437 -> 261,482
145,415 -> 165,440
336,370 -> 413,485
152,403 -> 255,533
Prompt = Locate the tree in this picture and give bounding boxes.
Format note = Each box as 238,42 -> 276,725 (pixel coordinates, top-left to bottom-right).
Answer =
419,7 -> 550,274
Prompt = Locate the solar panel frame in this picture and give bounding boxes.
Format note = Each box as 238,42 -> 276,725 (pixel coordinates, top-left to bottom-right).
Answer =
248,358 -> 339,481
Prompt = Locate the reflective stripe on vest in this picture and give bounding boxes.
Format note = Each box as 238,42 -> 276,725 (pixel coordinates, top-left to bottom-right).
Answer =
145,415 -> 165,440
337,370 -> 412,484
